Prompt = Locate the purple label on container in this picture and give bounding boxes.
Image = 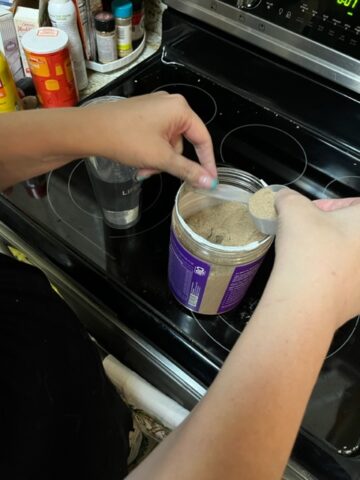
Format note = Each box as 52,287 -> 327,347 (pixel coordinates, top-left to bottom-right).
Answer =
217,256 -> 264,313
168,230 -> 210,312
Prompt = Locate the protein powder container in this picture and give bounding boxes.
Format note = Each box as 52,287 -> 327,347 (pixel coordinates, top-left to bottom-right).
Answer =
168,167 -> 274,315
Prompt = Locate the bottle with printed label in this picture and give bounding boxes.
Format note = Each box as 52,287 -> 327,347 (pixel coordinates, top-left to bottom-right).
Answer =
21,27 -> 79,108
112,0 -> 133,58
94,12 -> 117,64
168,167 -> 274,315
48,0 -> 88,91
0,51 -> 20,113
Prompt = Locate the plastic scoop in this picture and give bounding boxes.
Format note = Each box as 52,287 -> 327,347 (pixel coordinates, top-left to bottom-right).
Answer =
248,184 -> 284,236
190,184 -> 252,204
192,183 -> 285,236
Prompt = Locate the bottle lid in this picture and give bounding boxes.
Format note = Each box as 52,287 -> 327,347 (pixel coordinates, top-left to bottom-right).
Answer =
21,27 -> 69,55
49,0 -> 69,4
112,0 -> 132,18
94,11 -> 115,31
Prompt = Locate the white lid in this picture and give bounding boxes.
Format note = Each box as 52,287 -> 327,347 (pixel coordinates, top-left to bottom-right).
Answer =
21,27 -> 69,54
49,0 -> 69,3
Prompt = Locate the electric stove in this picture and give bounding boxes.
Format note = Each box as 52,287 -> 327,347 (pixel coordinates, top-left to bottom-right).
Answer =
1,6 -> 360,479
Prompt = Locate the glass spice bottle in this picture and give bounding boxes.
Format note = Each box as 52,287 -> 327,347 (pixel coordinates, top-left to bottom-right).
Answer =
94,12 -> 117,64
112,0 -> 133,58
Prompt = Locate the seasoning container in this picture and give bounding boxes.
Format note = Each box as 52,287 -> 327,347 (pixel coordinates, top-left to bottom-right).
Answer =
94,12 -> 117,64
0,51 -> 20,112
168,167 -> 274,315
131,0 -> 145,49
112,0 -> 133,58
21,27 -> 79,108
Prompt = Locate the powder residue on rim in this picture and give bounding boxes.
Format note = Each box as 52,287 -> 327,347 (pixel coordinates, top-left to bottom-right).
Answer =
249,187 -> 277,220
186,201 -> 264,246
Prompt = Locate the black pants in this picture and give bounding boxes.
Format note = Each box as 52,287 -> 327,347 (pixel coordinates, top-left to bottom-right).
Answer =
0,254 -> 132,479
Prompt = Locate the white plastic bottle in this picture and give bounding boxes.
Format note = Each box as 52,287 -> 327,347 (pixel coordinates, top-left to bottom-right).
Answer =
48,0 -> 88,91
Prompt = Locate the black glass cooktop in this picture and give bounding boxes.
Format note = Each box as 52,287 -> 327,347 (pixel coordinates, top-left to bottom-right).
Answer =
1,9 -> 360,478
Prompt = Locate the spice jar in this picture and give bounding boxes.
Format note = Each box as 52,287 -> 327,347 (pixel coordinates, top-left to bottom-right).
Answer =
112,0 -> 133,58
168,167 -> 274,315
94,12 -> 117,64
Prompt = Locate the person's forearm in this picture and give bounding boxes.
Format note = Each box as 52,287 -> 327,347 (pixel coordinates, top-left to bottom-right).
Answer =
0,108 -> 97,190
128,267 -> 339,480
0,94 -> 218,191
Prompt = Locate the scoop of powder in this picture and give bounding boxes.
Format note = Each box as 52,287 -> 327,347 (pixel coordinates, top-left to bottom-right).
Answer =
248,187 -> 277,220
186,201 -> 264,246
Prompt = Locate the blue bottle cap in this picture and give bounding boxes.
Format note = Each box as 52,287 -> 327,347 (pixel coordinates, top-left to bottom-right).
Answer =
112,0 -> 132,18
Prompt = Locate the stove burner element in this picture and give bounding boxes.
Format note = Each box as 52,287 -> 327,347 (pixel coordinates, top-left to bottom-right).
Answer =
47,161 -> 178,254
220,124 -> 308,186
190,297 -> 258,353
326,316 -> 359,359
68,162 -> 102,219
191,304 -> 359,360
152,83 -> 217,125
322,176 -> 360,199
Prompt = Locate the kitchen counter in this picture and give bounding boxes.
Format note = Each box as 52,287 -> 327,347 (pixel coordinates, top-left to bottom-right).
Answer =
80,0 -> 165,99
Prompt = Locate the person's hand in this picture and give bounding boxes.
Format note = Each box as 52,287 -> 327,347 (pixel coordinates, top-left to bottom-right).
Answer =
88,92 -> 218,189
273,188 -> 360,329
0,93 -> 216,191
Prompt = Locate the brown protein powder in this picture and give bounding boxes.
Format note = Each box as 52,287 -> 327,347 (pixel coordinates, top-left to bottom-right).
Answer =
168,168 -> 274,315
248,187 -> 277,220
186,201 -> 264,246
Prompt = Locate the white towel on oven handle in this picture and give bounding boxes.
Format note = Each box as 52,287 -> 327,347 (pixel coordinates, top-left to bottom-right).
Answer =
103,354 -> 190,430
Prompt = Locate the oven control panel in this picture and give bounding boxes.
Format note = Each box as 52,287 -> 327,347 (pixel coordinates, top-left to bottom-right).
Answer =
233,0 -> 360,60
165,0 -> 360,93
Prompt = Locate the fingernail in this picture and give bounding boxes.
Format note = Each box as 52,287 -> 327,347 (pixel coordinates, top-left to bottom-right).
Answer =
210,178 -> 219,190
136,175 -> 150,182
199,176 -> 218,189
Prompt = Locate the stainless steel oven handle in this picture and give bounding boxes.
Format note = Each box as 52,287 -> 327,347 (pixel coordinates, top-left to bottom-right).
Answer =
284,460 -> 318,480
0,237 -> 11,256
